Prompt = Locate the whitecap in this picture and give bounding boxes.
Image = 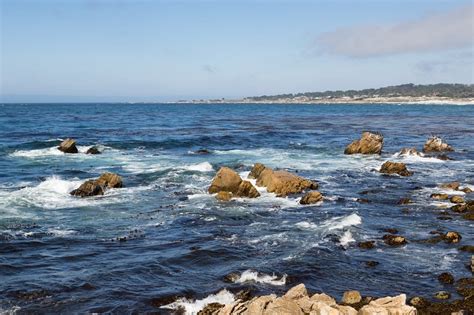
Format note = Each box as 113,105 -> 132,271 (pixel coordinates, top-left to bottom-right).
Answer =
233,270 -> 287,286
322,213 -> 362,231
339,230 -> 355,247
184,162 -> 213,172
161,289 -> 234,315
10,145 -> 92,158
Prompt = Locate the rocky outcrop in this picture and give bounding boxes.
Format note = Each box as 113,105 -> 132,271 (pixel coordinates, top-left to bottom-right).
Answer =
201,284 -> 416,315
58,138 -> 78,153
300,191 -> 323,205
380,161 -> 413,177
440,182 -> 460,190
450,195 -> 464,204
344,132 -> 383,155
209,167 -> 260,199
86,146 -> 101,154
70,172 -> 123,197
444,231 -> 461,243
216,191 -> 233,202
423,136 -> 453,152
248,163 -> 317,197
383,234 -> 407,246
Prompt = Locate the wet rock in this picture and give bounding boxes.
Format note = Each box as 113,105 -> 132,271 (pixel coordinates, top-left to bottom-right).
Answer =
356,198 -> 370,203
430,193 -> 449,200
195,149 -> 211,155
358,294 -> 416,315
86,146 -> 101,154
341,290 -> 362,304
461,187 -> 473,193
365,261 -> 379,267
208,167 -> 260,199
358,241 -> 375,249
198,302 -> 225,315
434,291 -> 450,300
462,213 -> 474,220
423,136 -> 454,152
96,172 -> 123,188
458,245 -> 474,253
70,180 -> 104,197
451,201 -> 474,213
216,191 -> 232,202
456,277 -> 474,297
436,154 -> 453,161
223,272 -> 239,283
383,234 -> 407,246
409,296 -> 429,308
438,272 -> 455,284
440,182 -> 460,190
398,198 -> 412,205
384,228 -> 399,234
249,163 -> 317,197
58,138 -> 78,153
444,231 -> 462,243
380,161 -> 413,177
299,191 -> 323,205
450,195 -> 465,204
344,131 -> 383,154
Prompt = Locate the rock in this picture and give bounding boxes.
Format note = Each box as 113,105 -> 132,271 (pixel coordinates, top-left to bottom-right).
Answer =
380,161 -> 412,177
70,180 -> 104,197
341,290 -> 361,304
409,296 -> 429,308
450,196 -> 465,204
208,167 -> 260,198
249,164 -> 317,197
456,277 -> 474,297
96,172 -> 123,188
284,284 -> 307,300
444,231 -> 462,243
461,187 -> 473,193
195,149 -> 211,155
436,154 -> 453,161
423,136 -> 454,153
198,302 -> 225,315
358,241 -> 375,249
245,295 -> 277,314
356,198 -> 370,203
216,191 -> 232,202
358,294 -> 416,315
440,182 -> 461,190
383,234 -> 407,246
86,146 -> 101,154
310,293 -> 336,306
365,261 -> 379,267
263,297 -> 303,315
300,191 -> 323,205
438,272 -> 455,284
434,291 -> 450,300
451,201 -> 474,213
398,147 -> 422,156
458,245 -> 474,253
462,213 -> 474,220
344,132 -> 383,154
398,198 -> 411,205
334,305 -> 357,315
431,193 -> 449,200
384,228 -> 399,234
58,138 -> 78,153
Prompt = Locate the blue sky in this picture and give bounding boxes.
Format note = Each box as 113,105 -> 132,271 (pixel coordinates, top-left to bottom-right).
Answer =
1,0 -> 473,102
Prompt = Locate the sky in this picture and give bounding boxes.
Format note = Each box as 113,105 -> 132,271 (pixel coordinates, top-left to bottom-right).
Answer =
0,0 -> 473,102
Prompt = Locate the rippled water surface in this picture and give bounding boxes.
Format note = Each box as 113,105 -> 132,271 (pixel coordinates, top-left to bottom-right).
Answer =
0,103 -> 473,313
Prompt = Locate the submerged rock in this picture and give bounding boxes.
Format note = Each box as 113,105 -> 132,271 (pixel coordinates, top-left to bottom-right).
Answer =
434,291 -> 451,300
398,197 -> 412,205
358,241 -> 376,249
438,272 -> 455,285
208,167 -> 260,199
344,131 -> 383,154
58,138 -> 78,154
299,191 -> 323,205
383,234 -> 407,246
440,182 -> 460,190
249,163 -> 317,197
70,172 -> 122,197
423,136 -> 453,152
215,191 -> 232,202
86,146 -> 101,154
380,161 -> 413,177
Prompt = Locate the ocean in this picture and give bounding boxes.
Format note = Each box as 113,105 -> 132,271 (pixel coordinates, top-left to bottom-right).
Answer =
0,103 -> 473,313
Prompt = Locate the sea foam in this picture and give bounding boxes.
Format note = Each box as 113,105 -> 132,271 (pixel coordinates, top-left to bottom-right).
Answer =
161,289 -> 235,315
233,270 -> 287,286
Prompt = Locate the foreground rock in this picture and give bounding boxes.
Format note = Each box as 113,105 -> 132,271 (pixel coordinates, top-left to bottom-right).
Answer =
344,132 -> 383,154
58,138 -> 78,153
70,172 -> 123,197
299,191 -> 323,205
209,167 -> 260,199
423,136 -> 453,152
86,146 -> 101,154
249,163 -> 317,197
380,161 -> 413,177
200,284 -> 416,315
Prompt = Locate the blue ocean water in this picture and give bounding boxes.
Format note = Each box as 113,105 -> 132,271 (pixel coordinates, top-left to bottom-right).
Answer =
0,103 -> 473,313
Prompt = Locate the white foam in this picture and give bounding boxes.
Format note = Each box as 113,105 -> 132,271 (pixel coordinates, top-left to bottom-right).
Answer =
11,145 -> 92,158
339,230 -> 355,247
184,162 -> 213,172
234,270 -> 287,286
161,289 -> 235,315
322,213 -> 362,231
392,152 -> 444,163
295,221 -> 318,229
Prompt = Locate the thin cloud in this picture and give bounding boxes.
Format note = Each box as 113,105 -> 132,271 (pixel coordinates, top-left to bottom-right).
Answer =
202,64 -> 216,74
316,4 -> 474,58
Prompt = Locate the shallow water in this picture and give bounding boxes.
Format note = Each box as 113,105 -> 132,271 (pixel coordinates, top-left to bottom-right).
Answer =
0,103 -> 473,313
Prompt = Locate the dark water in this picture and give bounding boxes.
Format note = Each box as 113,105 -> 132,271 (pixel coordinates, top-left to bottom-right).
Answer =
0,103 -> 473,313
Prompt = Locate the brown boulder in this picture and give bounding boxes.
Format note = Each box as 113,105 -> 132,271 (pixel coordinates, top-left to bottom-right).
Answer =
300,191 -> 323,205
423,136 -> 453,152
70,180 -> 104,197
438,272 -> 454,284
440,182 -> 460,190
358,294 -> 416,315
358,241 -> 376,249
430,193 -> 449,200
86,146 -> 101,155
96,172 -> 123,188
344,132 -> 383,154
341,290 -> 362,305
215,191 -> 232,202
380,161 -> 413,177
58,138 -> 79,154
383,234 -> 407,246
444,231 -> 462,243
450,195 -> 465,204
250,164 -> 317,197
209,167 -> 260,198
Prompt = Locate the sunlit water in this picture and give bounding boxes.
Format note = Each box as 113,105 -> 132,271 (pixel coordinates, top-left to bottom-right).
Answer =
0,103 -> 473,313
